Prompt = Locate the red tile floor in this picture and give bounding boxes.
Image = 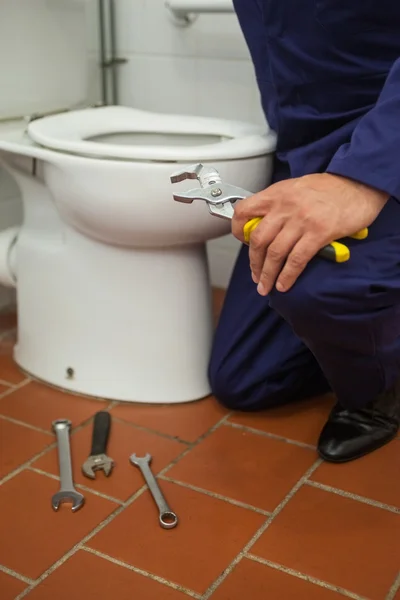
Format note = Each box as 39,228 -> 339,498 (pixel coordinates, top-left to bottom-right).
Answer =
0,290 -> 399,600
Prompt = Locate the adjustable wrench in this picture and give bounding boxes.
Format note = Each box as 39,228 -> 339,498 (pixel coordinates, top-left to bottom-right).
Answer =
51,419 -> 85,512
170,163 -> 369,263
82,411 -> 114,480
130,453 -> 178,529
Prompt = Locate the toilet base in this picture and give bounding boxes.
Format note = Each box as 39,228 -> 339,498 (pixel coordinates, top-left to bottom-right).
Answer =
14,227 -> 214,403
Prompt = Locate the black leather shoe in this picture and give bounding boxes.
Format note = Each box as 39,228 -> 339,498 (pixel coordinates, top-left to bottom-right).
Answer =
317,382 -> 400,463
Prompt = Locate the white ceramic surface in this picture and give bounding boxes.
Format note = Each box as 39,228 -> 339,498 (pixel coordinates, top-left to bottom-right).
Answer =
0,106 -> 276,403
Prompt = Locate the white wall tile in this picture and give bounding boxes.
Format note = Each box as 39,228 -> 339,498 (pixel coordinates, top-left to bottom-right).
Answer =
207,235 -> 240,288
119,54 -> 265,125
0,166 -> 20,203
87,53 -> 102,105
116,0 -> 250,61
119,54 -> 200,114
85,0 -> 100,54
195,58 -> 264,124
0,194 -> 23,229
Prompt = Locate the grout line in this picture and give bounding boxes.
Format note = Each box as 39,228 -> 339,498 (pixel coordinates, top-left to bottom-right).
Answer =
306,480 -> 400,514
201,459 -> 323,599
158,413 -> 234,479
74,483 -> 124,506
245,555 -> 369,600
0,414 -> 53,436
160,475 -> 270,516
0,442 -> 57,487
386,571 -> 400,600
81,547 -> 201,599
28,467 -> 125,506
225,420 -> 317,450
126,51 -> 251,63
0,378 -> 12,387
0,378 -> 30,399
0,564 -> 34,586
107,400 -> 120,410
110,415 -> 192,445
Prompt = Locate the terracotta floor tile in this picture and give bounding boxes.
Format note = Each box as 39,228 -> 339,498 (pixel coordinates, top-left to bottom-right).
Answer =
168,425 -> 316,511
0,418 -> 52,479
212,558 -> 344,600
88,481 -> 265,594
0,570 -> 27,600
34,418 -> 186,502
0,383 -> 9,394
228,395 -> 335,446
251,485 -> 400,600
111,396 -> 228,443
0,354 -> 26,385
27,550 -> 188,600
311,439 -> 400,508
0,381 -> 107,431
0,470 -> 118,579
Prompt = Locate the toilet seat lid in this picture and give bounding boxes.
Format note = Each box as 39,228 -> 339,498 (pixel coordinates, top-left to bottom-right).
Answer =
26,106 -> 276,161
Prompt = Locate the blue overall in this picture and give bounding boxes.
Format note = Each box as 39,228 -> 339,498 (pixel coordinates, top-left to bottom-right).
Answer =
209,0 -> 400,410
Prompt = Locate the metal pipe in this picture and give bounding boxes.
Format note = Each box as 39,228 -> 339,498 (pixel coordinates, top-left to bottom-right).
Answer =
109,0 -> 119,104
98,0 -> 109,104
97,0 -> 126,105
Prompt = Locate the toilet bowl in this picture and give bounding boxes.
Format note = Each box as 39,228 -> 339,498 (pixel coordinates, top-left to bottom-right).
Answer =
0,106 -> 276,403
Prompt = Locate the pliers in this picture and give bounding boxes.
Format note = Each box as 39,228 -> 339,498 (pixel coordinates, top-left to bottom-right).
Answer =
170,163 -> 368,262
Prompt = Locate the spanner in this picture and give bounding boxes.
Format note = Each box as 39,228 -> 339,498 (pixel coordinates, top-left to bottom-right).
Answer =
170,163 -> 369,263
130,453 -> 178,529
51,419 -> 85,512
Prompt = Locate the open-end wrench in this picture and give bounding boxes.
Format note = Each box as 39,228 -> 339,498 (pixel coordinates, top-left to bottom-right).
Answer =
51,419 -> 85,512
82,411 -> 114,480
130,453 -> 178,529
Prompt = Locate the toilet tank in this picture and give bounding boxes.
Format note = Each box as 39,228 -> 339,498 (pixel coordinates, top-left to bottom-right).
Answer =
0,0 -> 91,120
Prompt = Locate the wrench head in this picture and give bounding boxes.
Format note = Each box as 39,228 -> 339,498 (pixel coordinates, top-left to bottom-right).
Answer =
51,490 -> 85,513
129,452 -> 152,467
82,454 -> 114,479
160,511 -> 179,530
52,419 -> 72,434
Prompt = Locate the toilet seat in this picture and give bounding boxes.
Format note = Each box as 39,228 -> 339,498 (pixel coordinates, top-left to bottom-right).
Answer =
27,106 -> 276,162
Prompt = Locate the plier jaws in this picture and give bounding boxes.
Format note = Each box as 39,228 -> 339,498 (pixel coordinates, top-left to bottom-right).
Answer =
170,163 -> 248,220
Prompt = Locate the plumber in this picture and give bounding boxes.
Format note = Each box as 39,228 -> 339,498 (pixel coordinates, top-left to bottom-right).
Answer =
209,0 -> 400,462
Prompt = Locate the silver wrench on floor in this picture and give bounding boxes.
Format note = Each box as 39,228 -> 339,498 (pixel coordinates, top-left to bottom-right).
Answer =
130,453 -> 178,529
51,419 -> 85,512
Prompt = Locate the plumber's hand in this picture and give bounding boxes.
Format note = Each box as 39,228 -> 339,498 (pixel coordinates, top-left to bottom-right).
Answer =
232,173 -> 389,295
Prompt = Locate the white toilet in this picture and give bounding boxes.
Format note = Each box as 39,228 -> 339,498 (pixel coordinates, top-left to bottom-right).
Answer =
0,1 -> 276,403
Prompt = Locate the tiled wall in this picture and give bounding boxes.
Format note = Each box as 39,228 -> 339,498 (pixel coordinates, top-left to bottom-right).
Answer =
114,0 -> 266,287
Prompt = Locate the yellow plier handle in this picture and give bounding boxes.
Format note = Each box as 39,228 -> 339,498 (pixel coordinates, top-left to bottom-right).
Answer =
243,218 -> 368,263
